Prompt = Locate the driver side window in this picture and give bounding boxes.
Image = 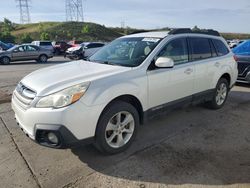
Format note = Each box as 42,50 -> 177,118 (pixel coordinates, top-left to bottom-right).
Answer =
158,38 -> 189,65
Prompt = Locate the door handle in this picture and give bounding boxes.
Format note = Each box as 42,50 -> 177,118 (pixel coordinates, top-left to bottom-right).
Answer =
184,68 -> 193,74
214,62 -> 220,67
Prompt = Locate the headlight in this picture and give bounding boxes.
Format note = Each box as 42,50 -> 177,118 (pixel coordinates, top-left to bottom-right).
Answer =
36,82 -> 90,108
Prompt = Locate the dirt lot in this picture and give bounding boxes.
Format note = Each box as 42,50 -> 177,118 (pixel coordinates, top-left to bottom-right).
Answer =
0,57 -> 250,188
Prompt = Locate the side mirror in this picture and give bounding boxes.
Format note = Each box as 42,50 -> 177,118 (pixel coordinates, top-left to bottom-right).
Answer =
155,57 -> 174,68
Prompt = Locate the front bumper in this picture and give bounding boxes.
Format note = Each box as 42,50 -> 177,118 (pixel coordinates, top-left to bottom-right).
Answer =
12,96 -> 104,148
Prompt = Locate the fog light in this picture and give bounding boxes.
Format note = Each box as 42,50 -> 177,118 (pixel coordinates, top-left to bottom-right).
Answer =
47,132 -> 59,145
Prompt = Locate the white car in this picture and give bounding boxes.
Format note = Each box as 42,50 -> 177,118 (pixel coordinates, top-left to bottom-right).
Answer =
12,29 -> 238,154
65,42 -> 105,60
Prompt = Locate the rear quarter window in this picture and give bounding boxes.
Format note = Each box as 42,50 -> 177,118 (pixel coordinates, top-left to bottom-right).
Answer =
212,39 -> 229,56
40,42 -> 52,46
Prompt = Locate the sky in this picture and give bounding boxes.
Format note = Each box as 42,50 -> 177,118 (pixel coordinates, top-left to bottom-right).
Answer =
0,0 -> 250,33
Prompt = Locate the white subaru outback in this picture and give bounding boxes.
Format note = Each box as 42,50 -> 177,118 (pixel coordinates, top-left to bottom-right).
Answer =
12,29 -> 238,154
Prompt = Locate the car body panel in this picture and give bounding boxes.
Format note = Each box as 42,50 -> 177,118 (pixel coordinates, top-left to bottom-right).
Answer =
22,60 -> 131,96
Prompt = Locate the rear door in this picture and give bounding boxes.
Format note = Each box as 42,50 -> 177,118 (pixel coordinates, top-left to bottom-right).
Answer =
24,45 -> 40,60
147,37 -> 195,109
188,37 -> 216,93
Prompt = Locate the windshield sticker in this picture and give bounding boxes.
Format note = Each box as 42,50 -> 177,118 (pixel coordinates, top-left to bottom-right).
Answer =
142,38 -> 160,43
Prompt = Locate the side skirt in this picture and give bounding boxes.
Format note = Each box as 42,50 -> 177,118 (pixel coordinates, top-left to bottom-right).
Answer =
143,89 -> 215,122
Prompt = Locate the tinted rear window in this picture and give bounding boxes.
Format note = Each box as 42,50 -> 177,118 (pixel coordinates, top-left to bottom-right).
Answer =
40,42 -> 52,46
189,38 -> 212,61
212,39 -> 229,56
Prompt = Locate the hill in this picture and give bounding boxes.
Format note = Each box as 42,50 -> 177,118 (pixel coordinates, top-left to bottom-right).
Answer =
10,22 -> 123,43
0,19 -> 250,43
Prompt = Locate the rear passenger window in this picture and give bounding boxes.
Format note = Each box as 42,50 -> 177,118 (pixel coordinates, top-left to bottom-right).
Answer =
212,39 -> 229,56
189,38 -> 212,61
157,38 -> 189,65
40,42 -> 52,46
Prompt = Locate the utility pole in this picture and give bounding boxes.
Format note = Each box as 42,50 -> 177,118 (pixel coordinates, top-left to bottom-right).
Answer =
66,0 -> 84,22
121,21 -> 125,29
16,0 -> 31,24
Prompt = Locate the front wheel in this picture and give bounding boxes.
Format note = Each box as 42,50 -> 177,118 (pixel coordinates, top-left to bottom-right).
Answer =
1,56 -> 11,65
206,78 -> 229,109
95,101 -> 139,154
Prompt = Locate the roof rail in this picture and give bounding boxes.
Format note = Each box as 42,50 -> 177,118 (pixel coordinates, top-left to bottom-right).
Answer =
169,28 -> 220,36
130,30 -> 152,34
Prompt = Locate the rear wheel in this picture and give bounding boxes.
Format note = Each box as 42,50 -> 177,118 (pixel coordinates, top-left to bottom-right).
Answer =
95,101 -> 139,154
38,55 -> 48,63
207,78 -> 229,109
1,56 -> 10,65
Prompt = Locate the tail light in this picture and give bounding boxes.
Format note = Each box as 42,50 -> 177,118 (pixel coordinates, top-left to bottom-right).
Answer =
233,55 -> 238,62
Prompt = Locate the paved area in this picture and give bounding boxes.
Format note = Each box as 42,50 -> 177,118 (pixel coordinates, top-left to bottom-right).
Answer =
0,58 -> 250,187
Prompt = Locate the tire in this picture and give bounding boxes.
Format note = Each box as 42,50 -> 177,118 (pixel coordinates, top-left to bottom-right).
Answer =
38,54 -> 48,63
1,56 -> 11,65
94,101 -> 139,154
206,78 -> 229,110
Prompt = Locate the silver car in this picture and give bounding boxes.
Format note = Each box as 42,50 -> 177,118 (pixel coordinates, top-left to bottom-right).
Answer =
0,44 -> 53,65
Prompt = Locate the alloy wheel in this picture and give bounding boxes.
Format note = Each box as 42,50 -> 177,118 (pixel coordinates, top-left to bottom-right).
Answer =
215,83 -> 227,106
105,111 -> 135,148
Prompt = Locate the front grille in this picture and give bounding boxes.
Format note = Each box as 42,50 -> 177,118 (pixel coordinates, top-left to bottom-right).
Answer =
238,62 -> 250,76
13,83 -> 36,110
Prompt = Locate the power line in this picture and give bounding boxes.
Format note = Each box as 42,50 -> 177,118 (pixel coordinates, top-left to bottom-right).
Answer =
66,0 -> 84,22
16,0 -> 31,24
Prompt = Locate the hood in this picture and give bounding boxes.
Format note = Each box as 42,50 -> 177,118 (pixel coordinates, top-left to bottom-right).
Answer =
0,51 -> 9,55
21,60 -> 131,96
67,46 -> 82,52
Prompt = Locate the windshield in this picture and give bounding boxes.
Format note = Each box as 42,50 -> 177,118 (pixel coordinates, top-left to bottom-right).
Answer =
89,37 -> 161,67
7,45 -> 18,52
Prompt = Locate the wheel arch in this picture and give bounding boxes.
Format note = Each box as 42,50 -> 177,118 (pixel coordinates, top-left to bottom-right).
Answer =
39,54 -> 48,58
219,73 -> 231,86
98,94 -> 144,126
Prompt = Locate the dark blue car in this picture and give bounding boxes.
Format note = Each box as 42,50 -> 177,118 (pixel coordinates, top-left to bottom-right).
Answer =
0,41 -> 13,51
233,40 -> 250,83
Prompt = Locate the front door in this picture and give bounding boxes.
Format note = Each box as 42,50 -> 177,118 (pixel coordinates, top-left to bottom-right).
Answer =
12,46 -> 26,61
147,37 -> 195,109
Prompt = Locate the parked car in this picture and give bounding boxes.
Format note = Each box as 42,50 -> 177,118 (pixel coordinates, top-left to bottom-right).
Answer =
52,41 -> 72,55
0,41 -> 12,51
228,39 -> 245,49
0,44 -> 53,64
229,40 -> 239,48
67,40 -> 83,47
233,40 -> 250,83
31,41 -> 54,53
65,42 -> 105,60
11,29 -> 238,154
